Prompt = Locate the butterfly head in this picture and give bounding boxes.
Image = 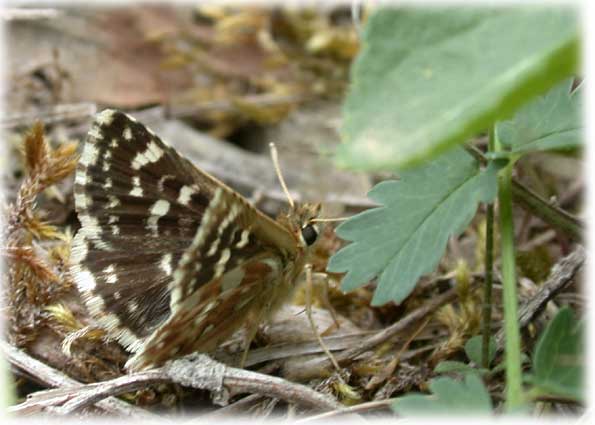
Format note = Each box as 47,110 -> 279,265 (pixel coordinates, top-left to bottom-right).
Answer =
277,202 -> 322,248
296,202 -> 322,247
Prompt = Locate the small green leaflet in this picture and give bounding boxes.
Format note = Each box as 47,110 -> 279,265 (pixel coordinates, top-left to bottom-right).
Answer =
529,307 -> 584,402
465,335 -> 496,367
392,374 -> 493,415
327,147 -> 498,305
498,78 -> 583,154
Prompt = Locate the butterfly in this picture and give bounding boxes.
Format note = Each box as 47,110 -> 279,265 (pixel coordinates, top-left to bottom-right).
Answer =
70,109 -> 322,371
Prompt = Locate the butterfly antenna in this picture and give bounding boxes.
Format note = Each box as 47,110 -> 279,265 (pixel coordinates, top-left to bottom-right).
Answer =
310,217 -> 350,223
269,142 -> 295,209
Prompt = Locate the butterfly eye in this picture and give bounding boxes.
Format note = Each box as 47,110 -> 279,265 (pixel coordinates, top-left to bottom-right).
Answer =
301,224 -> 318,246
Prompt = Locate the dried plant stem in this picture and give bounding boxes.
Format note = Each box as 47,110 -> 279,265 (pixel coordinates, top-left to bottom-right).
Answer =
8,350 -> 342,415
494,245 -> 585,351
1,340 -> 156,418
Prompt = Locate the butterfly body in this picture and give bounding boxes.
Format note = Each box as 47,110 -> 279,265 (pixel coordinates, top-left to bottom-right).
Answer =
70,109 -> 320,371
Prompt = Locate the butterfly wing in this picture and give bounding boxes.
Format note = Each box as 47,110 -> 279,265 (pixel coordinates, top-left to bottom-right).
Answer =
125,253 -> 289,371
71,109 -> 297,355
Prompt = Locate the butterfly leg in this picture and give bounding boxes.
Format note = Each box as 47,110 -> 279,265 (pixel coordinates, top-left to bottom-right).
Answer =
311,271 -> 341,332
239,309 -> 267,368
305,264 -> 342,374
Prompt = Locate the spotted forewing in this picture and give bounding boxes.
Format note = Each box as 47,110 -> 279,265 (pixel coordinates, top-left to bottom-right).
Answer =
71,110 -> 301,370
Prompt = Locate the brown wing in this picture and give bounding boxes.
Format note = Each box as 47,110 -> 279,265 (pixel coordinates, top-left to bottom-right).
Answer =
71,109 -> 297,354
125,254 -> 289,371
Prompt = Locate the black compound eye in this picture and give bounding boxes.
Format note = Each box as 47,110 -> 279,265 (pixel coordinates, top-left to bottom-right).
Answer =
301,224 -> 318,246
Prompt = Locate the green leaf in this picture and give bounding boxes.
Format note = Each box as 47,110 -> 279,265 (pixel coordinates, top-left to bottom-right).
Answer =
497,78 -> 583,154
336,6 -> 579,171
392,374 -> 493,415
327,148 -> 498,305
465,335 -> 496,367
530,307 -> 584,401
434,361 -> 479,375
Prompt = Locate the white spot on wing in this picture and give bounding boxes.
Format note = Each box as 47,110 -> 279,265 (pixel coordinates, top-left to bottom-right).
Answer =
147,200 -> 170,235
96,109 -> 115,125
150,199 -> 170,216
214,248 -> 231,278
80,143 -> 99,166
206,237 -> 221,257
236,229 -> 250,248
87,126 -> 102,141
107,195 -> 120,209
123,127 -> 132,140
79,214 -> 101,239
131,141 -> 164,170
74,193 -> 90,210
160,253 -> 173,275
104,265 -> 117,284
130,176 -> 143,197
75,171 -> 89,186
75,269 -> 96,291
177,185 -> 198,205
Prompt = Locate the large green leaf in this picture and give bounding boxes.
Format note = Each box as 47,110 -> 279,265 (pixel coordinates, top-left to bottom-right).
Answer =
327,148 -> 498,305
392,374 -> 493,415
336,6 -> 579,171
530,307 -> 584,401
498,78 -> 583,154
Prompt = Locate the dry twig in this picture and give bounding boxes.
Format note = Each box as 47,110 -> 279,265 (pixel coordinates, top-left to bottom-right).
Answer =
494,245 -> 585,351
1,339 -> 156,418
8,352 -> 343,416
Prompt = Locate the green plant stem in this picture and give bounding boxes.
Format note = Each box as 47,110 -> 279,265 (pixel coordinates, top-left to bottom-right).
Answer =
464,144 -> 583,241
481,129 -> 496,369
498,160 -> 523,411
